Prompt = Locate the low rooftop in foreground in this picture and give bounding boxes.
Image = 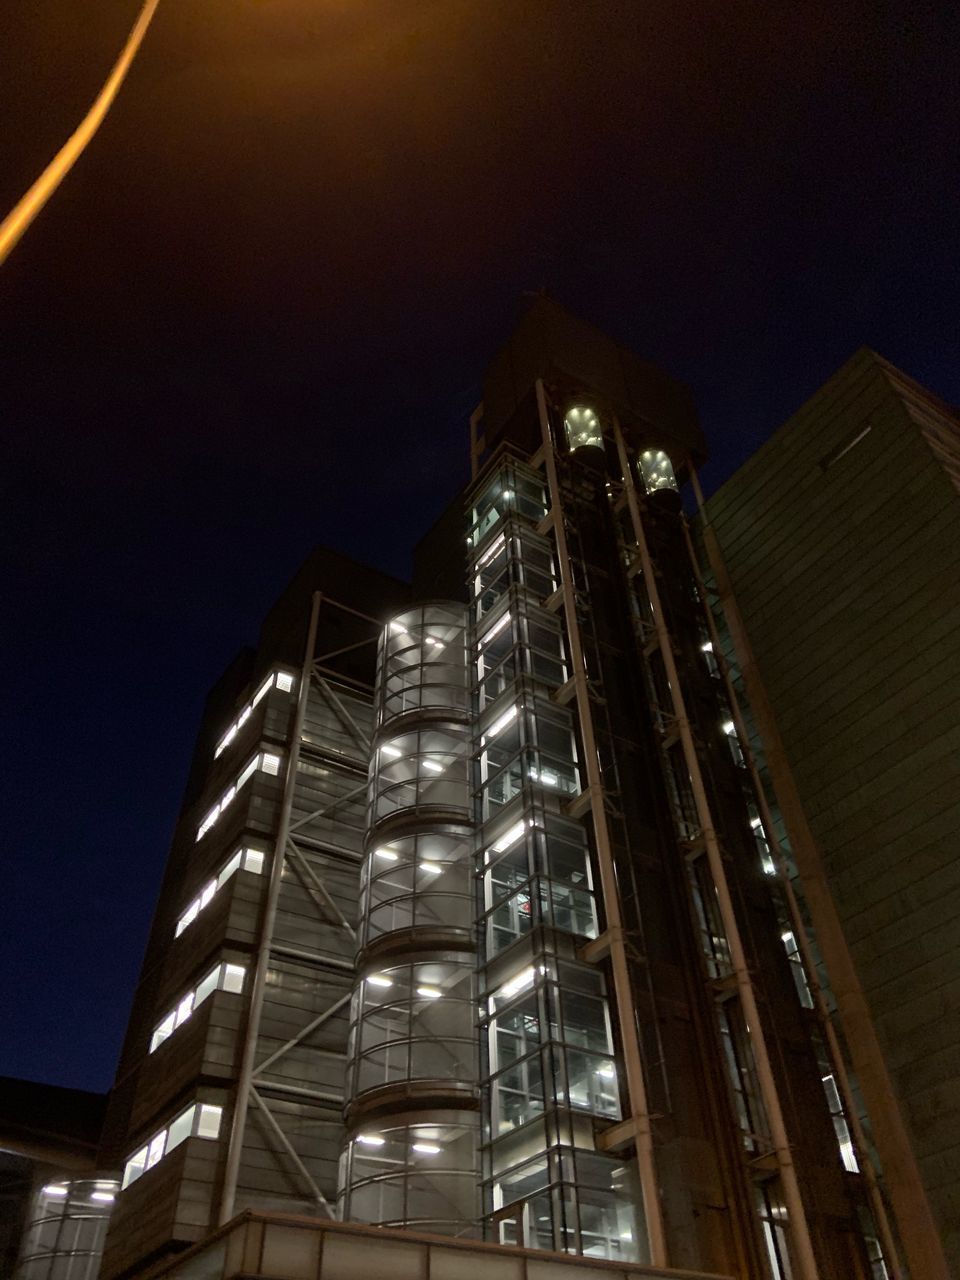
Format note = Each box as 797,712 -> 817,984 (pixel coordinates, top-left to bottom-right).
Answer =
150,1213 -> 733,1280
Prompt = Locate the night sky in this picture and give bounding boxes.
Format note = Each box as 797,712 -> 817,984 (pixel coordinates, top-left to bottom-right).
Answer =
1,0 -> 957,1094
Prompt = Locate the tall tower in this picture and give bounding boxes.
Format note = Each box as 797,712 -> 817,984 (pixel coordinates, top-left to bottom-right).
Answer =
408,298 -> 886,1278
93,303 -> 922,1280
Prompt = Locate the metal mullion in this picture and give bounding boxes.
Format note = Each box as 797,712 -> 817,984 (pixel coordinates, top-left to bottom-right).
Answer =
613,421 -> 820,1280
535,381 -> 667,1267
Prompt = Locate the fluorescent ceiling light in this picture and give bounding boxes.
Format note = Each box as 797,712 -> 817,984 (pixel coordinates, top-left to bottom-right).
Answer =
490,819 -> 526,855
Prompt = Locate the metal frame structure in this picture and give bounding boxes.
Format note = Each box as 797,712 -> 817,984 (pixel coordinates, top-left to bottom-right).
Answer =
220,592 -> 384,1225
535,381 -> 668,1265
680,479 -> 902,1279
610,424 -> 820,1279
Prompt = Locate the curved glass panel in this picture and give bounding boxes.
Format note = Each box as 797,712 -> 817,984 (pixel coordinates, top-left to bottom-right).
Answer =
15,1178 -> 119,1280
339,1119 -> 480,1237
359,829 -> 474,945
349,959 -> 477,1095
370,727 -> 471,824
638,448 -> 678,494
564,404 -> 603,452
379,606 -> 468,725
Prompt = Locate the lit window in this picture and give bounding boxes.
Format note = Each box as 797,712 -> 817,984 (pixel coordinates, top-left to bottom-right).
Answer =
214,671 -> 296,758
474,533 -> 506,571
700,639 -> 720,678
781,930 -> 814,1010
822,1074 -> 859,1172
196,1104 -> 223,1140
149,962 -> 247,1053
195,751 -> 285,841
478,610 -> 512,649
488,819 -> 526,858
165,1107 -> 194,1153
721,720 -> 746,768
122,1148 -> 147,1189
122,1103 -> 223,1190
175,846 -> 267,937
564,404 -> 603,451
638,448 -> 678,494
497,966 -> 537,1001
222,963 -> 245,994
484,705 -> 518,742
236,759 -> 258,789
145,1132 -> 165,1170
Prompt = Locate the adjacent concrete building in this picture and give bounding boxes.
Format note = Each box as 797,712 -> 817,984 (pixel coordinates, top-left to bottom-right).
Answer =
700,350 -> 960,1277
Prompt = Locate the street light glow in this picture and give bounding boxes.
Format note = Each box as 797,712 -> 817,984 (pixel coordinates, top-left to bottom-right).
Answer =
0,0 -> 162,266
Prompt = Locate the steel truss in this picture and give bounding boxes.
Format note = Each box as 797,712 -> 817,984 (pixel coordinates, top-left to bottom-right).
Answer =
220,592 -> 382,1224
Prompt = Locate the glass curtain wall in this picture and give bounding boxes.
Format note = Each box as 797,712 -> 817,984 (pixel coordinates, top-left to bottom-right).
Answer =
467,455 -> 640,1262
339,604 -> 480,1237
15,1178 -> 119,1280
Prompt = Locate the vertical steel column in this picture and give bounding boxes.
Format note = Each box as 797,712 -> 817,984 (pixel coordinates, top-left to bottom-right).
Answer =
613,423 -> 820,1280
219,591 -> 323,1225
683,477 -> 905,1279
535,381 -> 667,1267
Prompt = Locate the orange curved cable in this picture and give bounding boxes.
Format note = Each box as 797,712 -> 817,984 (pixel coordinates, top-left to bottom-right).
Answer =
0,0 -> 162,266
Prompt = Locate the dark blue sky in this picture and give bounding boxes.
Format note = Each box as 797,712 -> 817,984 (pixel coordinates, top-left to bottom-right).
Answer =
1,0 -> 957,1092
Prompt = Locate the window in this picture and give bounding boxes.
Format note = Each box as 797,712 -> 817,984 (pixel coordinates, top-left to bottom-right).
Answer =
149,962 -> 246,1053
196,750 -> 285,841
637,448 -> 678,494
122,1103 -> 223,1190
822,1073 -> 858,1172
755,1181 -> 794,1280
721,719 -> 746,767
781,931 -> 814,1010
175,845 -> 266,937
564,404 -> 603,452
214,670 -> 297,758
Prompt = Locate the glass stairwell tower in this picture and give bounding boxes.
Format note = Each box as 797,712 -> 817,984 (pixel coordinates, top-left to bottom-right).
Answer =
335,300 -> 894,1280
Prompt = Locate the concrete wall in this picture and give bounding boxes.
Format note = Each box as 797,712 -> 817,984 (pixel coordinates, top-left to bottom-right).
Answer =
703,349 -> 960,1271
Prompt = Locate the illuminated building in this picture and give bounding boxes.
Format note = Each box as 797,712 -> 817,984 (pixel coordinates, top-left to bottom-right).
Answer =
87,303 -> 955,1279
